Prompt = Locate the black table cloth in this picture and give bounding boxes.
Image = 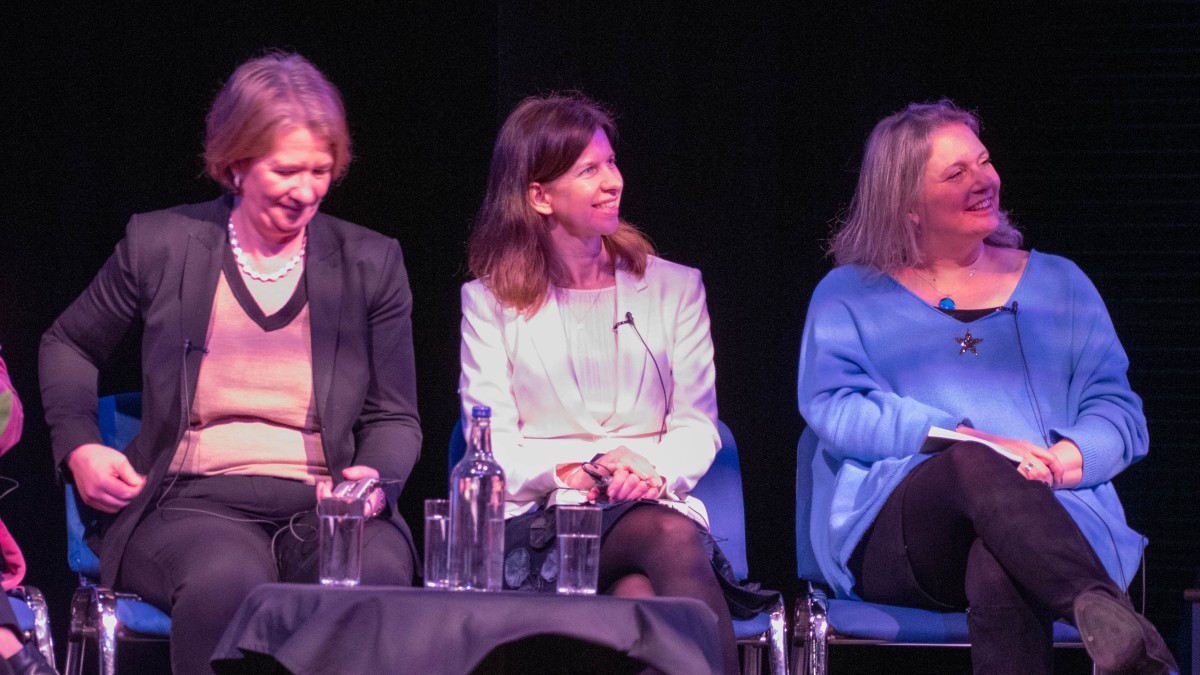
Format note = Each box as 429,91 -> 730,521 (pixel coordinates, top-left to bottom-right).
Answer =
211,583 -> 723,674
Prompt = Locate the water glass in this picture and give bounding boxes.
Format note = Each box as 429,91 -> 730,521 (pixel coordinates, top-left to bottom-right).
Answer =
556,504 -> 602,595
318,496 -> 365,587
423,499 -> 452,589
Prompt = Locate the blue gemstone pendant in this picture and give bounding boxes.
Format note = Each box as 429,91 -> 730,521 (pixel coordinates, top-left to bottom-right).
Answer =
938,297 -> 956,310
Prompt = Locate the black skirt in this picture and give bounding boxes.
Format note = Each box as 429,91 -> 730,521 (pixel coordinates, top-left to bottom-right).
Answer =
502,500 -> 776,620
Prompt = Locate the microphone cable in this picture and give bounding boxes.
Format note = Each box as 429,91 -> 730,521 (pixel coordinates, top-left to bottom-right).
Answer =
1007,301 -> 1051,447
1008,301 -> 1140,593
613,312 -> 669,442
155,338 -> 307,556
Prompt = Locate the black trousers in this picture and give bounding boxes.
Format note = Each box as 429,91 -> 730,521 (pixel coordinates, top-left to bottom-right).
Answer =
117,475 -> 414,675
848,442 -> 1126,675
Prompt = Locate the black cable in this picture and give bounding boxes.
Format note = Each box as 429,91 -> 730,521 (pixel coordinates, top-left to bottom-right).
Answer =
615,312 -> 669,442
1008,302 -> 1050,447
0,476 -> 19,501
1010,302 -> 1139,591
154,339 -> 280,527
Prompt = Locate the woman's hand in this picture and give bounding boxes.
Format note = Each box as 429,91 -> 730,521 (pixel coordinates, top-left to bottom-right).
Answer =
1013,444 -> 1058,488
954,426 -> 1064,488
1046,440 -> 1083,489
317,465 -> 385,518
67,443 -> 146,513
558,464 -> 598,491
1003,440 -> 1082,489
592,447 -> 664,504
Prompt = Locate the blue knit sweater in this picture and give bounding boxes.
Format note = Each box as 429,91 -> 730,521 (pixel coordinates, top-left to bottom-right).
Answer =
798,250 -> 1148,600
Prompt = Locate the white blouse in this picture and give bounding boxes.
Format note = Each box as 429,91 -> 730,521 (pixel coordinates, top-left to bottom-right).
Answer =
555,286 -> 617,426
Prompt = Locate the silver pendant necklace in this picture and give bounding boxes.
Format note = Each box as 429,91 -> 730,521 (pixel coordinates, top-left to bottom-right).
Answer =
557,286 -> 610,330
911,266 -> 976,310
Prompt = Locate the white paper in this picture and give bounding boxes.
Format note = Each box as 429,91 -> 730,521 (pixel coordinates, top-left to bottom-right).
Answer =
922,426 -> 1023,463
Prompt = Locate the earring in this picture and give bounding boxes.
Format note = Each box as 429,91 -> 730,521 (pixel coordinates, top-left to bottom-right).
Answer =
233,174 -> 243,193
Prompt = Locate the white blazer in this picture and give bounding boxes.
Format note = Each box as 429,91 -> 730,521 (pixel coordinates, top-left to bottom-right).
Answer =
459,255 -> 720,521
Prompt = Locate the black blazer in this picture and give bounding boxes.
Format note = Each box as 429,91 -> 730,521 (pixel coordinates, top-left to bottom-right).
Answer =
40,195 -> 422,585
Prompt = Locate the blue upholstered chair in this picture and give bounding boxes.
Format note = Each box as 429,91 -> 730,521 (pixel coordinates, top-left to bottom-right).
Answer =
64,393 -> 171,675
791,429 -> 1087,674
448,418 -> 787,675
693,421 -> 788,675
6,586 -> 54,669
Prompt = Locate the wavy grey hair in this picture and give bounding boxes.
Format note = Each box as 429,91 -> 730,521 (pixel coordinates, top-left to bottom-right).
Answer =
829,99 -> 1021,272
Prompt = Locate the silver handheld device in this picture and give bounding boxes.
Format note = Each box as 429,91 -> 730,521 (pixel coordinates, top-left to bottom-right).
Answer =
331,477 -> 379,501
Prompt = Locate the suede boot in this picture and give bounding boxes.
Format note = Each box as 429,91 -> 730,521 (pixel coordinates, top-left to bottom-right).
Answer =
1073,590 -> 1178,674
966,605 -> 1054,675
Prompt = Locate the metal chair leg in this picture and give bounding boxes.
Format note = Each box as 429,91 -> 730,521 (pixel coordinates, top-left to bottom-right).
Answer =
741,643 -> 764,675
65,586 -> 93,675
735,596 -> 788,675
13,586 -> 55,669
791,591 -> 829,675
765,596 -> 787,675
93,588 -> 120,675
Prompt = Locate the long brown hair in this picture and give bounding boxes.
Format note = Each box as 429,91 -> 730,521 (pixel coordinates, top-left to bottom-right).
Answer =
829,99 -> 1021,273
468,93 -> 655,313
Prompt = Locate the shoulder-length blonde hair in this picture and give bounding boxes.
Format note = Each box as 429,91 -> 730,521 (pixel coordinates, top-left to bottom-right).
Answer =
829,99 -> 1022,273
204,51 -> 352,192
468,93 -> 655,313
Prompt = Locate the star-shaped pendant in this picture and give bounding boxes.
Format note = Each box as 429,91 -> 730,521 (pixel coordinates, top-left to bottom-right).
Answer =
954,329 -> 983,355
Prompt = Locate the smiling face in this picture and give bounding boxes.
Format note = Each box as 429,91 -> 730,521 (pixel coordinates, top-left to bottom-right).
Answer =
911,123 -> 1002,247
233,125 -> 334,245
529,128 -> 623,241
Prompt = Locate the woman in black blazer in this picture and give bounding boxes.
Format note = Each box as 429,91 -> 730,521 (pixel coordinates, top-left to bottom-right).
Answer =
40,52 -> 420,675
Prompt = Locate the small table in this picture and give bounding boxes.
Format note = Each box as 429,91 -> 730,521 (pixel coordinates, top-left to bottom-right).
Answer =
211,583 -> 723,675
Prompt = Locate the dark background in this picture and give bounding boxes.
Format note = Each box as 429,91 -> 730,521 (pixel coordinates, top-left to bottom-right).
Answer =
1,1 -> 1197,672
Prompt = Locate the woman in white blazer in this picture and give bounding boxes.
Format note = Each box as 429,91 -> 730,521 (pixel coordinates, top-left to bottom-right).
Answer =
459,93 -> 739,673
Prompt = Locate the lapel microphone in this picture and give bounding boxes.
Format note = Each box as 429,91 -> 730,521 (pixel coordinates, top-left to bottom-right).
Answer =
183,339 -> 209,355
612,312 -> 634,331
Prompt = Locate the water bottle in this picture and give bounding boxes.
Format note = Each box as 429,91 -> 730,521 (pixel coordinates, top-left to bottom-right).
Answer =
449,405 -> 506,590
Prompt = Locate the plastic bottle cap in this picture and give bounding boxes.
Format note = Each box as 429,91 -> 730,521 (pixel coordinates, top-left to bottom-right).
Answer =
472,405 -> 491,418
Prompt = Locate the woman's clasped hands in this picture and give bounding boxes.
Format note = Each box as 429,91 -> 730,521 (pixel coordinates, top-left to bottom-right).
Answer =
565,446 -> 664,504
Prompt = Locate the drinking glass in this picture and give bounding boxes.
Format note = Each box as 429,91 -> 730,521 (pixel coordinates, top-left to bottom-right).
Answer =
318,496 -> 365,587
423,499 -> 452,589
555,504 -> 602,595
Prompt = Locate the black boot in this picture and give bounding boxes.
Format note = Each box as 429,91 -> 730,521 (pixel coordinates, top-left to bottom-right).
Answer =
4,642 -> 57,675
966,605 -> 1054,675
1073,590 -> 1178,674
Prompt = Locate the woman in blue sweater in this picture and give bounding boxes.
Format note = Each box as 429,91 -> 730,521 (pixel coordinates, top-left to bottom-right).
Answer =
798,100 -> 1176,674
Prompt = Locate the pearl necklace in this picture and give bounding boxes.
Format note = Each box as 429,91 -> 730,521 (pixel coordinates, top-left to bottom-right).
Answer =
227,218 -> 306,283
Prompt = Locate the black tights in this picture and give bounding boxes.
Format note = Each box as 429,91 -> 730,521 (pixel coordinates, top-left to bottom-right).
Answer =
599,504 -> 739,675
848,442 -> 1128,675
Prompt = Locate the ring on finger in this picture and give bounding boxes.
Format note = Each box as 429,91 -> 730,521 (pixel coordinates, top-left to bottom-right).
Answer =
1023,462 -> 1035,472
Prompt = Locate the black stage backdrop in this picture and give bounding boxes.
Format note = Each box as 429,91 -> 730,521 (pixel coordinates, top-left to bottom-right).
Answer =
1,2 -> 1197,672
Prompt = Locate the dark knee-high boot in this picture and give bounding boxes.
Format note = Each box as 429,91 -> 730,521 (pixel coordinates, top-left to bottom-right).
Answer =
1073,590 -> 1178,674
938,444 -> 1178,674
967,605 -> 1054,675
964,540 -> 1055,675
